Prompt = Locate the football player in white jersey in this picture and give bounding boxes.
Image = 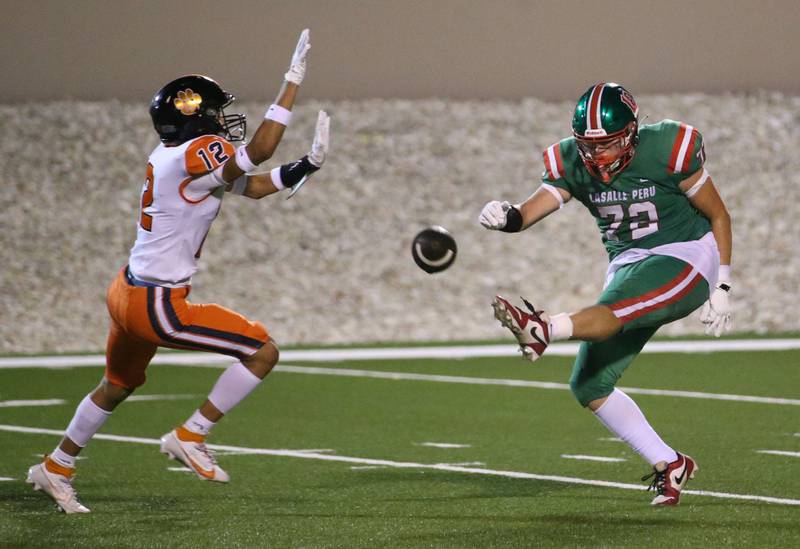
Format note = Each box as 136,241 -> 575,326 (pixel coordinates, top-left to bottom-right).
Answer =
26,29 -> 330,514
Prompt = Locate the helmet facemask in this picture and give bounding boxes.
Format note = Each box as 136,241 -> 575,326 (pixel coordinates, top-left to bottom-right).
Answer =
218,93 -> 246,142
575,121 -> 638,182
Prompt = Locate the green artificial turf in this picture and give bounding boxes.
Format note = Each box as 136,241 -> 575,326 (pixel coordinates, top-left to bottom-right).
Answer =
1,347 -> 798,547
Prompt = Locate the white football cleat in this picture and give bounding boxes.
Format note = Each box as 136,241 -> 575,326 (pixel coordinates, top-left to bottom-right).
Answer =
642,452 -> 699,506
160,427 -> 230,483
492,295 -> 551,361
26,458 -> 90,514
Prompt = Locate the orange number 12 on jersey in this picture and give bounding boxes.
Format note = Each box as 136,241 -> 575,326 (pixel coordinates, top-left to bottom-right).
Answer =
139,163 -> 154,231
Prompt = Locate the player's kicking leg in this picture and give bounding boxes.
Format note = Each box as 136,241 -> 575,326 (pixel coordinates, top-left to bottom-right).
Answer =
493,294 -> 622,361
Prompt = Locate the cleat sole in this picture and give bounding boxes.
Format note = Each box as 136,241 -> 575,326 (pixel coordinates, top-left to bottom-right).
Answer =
492,301 -> 521,335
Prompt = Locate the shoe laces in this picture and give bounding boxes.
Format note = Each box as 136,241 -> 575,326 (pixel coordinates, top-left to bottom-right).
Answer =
520,297 -> 545,322
641,469 -> 666,495
55,471 -> 82,501
194,441 -> 218,466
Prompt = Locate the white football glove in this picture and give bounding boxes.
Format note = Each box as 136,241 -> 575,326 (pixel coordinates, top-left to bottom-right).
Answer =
285,29 -> 311,85
700,283 -> 732,337
479,200 -> 511,230
308,110 -> 330,167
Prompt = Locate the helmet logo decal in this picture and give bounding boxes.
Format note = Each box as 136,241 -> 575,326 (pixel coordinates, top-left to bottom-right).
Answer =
587,83 -> 606,131
620,89 -> 638,116
584,128 -> 608,138
174,89 -> 202,115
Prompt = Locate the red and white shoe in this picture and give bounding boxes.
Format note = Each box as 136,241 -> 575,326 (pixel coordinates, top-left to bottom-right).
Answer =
492,295 -> 550,362
160,427 -> 230,483
642,452 -> 698,506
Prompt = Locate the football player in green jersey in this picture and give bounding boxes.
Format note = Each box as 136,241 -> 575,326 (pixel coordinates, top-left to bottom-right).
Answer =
479,83 -> 733,506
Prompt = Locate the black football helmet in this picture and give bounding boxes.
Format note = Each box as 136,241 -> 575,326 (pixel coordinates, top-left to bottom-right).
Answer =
149,75 -> 246,144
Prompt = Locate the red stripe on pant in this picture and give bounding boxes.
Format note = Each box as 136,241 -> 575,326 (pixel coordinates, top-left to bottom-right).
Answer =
610,265 -> 694,313
616,272 -> 703,323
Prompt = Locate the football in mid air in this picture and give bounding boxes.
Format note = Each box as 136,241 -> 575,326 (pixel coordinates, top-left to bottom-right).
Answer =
411,226 -> 457,274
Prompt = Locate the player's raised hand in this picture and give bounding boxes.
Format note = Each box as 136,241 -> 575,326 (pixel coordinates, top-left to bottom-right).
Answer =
308,110 -> 330,167
479,200 -> 511,230
699,283 -> 732,337
285,29 -> 311,85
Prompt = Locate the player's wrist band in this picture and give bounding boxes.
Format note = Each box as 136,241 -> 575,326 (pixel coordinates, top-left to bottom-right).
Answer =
271,156 -> 319,191
264,104 -> 292,125
500,206 -> 523,233
717,265 -> 731,292
270,167 -> 286,190
234,146 -> 258,173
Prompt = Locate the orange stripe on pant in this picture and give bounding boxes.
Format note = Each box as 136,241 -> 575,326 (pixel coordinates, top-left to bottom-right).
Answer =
104,267 -> 268,389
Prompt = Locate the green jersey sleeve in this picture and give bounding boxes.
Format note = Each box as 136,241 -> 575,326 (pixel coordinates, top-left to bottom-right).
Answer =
540,137 -> 585,195
651,119 -> 706,177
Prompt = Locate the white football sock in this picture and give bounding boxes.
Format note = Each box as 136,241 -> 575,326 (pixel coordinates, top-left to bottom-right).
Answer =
549,313 -> 574,341
207,362 -> 263,414
184,409 -> 216,436
64,394 -> 112,448
50,447 -> 77,469
592,388 -> 678,466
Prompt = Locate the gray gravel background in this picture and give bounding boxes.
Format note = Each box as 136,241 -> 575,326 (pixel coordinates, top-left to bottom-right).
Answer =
2,92 -> 798,354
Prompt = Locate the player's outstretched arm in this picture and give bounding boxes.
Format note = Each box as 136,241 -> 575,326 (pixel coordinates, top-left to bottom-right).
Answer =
221,29 -> 311,184
479,185 -> 570,232
237,110 -> 330,199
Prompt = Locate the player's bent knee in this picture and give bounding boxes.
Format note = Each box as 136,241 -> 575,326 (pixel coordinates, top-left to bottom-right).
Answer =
242,339 -> 279,379
569,377 -> 613,408
92,378 -> 133,411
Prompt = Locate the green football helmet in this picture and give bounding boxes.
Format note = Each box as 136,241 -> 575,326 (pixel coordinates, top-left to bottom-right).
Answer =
572,83 -> 639,182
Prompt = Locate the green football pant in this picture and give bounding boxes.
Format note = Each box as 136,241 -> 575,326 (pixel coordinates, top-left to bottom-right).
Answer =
569,255 -> 709,407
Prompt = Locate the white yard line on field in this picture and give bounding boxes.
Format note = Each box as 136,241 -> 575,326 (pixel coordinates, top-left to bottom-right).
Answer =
126,394 -> 199,402
0,476 -> 14,481
0,399 -> 66,408
1,338 -> 798,370
561,454 -> 627,463
417,442 -> 472,449
277,366 -> 800,406
0,359 -> 797,407
2,423 -> 799,507
215,448 -> 336,456
758,450 -> 800,458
